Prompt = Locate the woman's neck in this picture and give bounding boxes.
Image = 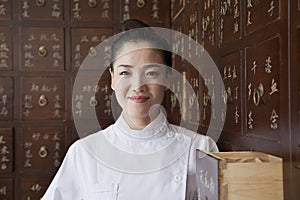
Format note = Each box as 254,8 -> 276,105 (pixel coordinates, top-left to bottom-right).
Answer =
124,116 -> 151,130
122,109 -> 160,130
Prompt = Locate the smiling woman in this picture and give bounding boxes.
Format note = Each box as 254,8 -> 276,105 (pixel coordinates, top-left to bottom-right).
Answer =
42,19 -> 219,200
110,44 -> 169,129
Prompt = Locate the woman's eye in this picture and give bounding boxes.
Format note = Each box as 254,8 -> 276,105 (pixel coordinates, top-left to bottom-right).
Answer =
146,71 -> 160,77
119,71 -> 130,76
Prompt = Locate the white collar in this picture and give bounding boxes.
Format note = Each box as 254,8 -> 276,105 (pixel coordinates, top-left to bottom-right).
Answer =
114,109 -> 169,140
81,110 -> 192,173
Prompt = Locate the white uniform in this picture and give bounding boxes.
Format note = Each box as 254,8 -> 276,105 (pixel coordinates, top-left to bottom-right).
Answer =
43,111 -> 218,200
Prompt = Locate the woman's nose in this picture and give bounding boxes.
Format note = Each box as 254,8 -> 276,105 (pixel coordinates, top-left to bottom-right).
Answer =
131,74 -> 147,92
133,84 -> 147,92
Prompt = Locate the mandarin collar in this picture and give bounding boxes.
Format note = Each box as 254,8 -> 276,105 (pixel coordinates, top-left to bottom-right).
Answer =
114,110 -> 169,140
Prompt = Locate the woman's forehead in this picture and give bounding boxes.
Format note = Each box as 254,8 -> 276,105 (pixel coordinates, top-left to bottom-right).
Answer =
116,41 -> 160,56
114,48 -> 165,66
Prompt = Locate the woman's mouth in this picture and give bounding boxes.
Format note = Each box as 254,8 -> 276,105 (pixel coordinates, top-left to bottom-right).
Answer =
129,96 -> 150,103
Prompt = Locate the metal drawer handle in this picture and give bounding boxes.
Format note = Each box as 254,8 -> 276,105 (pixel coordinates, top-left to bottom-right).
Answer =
36,0 -> 46,7
253,83 -> 264,106
39,146 -> 48,158
137,0 -> 145,8
38,95 -> 48,107
88,0 -> 97,8
38,46 -> 48,57
89,96 -> 98,107
226,87 -> 234,104
88,46 -> 97,57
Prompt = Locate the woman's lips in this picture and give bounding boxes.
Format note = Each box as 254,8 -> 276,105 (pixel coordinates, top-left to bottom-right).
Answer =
129,96 -> 150,103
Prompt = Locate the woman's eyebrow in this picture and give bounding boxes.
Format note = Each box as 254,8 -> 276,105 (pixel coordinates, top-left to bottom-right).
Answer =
116,64 -> 133,68
143,64 -> 163,69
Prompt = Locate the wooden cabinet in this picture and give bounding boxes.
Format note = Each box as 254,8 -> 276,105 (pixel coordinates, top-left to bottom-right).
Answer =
0,0 -> 299,199
0,1 -> 170,199
169,0 -> 298,199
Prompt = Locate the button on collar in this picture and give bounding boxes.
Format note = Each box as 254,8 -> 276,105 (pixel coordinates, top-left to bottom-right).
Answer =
167,132 -> 175,138
177,135 -> 185,143
174,175 -> 182,182
160,126 -> 166,132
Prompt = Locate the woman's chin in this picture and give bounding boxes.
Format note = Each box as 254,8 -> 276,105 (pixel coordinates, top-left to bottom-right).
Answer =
128,112 -> 151,120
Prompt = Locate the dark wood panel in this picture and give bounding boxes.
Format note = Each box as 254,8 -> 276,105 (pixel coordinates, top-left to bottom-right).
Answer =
244,0 -> 280,35
0,128 -> 13,174
181,1 -> 201,132
21,77 -> 65,120
0,77 -> 13,121
218,0 -> 242,46
0,27 -> 12,71
220,50 -> 242,134
168,11 -> 185,126
72,70 -> 114,123
120,0 -> 168,25
171,0 -> 185,22
199,0 -> 217,53
20,127 -> 67,173
0,0 -> 11,21
245,36 -> 281,142
20,176 -> 51,200
71,28 -> 113,69
71,0 -> 114,22
20,0 -> 64,21
20,27 -> 65,72
291,0 -> 300,196
0,178 -> 13,199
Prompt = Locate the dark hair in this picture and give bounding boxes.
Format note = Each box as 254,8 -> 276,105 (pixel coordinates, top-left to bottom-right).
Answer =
109,19 -> 172,71
119,19 -> 150,31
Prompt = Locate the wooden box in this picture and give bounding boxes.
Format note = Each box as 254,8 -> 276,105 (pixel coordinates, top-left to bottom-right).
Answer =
196,150 -> 283,200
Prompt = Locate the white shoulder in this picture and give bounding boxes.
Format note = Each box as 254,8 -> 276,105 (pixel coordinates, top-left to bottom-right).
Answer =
169,124 -> 219,152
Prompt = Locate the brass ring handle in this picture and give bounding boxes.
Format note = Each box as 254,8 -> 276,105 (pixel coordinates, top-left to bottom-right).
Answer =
253,89 -> 260,106
257,83 -> 264,96
36,0 -> 46,7
38,95 -> 48,107
253,83 -> 264,106
38,46 -> 48,57
88,0 -> 97,8
39,146 -> 48,158
88,46 -> 97,57
226,87 -> 234,104
89,96 -> 98,107
223,2 -> 228,15
223,91 -> 228,104
136,0 -> 145,8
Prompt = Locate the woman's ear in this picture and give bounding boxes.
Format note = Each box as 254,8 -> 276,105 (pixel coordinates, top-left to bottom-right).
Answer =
109,68 -> 115,90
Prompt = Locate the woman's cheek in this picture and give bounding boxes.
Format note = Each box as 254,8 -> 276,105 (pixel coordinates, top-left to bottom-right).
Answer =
114,77 -> 129,90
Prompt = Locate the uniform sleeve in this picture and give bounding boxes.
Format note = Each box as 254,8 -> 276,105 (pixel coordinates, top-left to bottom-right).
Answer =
204,135 -> 219,152
42,144 -> 82,200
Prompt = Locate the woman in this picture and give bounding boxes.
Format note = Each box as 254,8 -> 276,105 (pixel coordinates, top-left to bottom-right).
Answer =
43,19 -> 218,200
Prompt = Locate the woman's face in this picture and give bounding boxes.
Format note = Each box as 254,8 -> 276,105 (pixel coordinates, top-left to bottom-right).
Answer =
110,42 -> 169,125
